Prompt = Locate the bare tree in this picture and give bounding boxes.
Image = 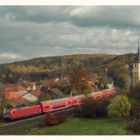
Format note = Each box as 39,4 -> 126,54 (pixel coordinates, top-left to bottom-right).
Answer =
70,66 -> 90,95
39,86 -> 54,102
0,87 -> 8,117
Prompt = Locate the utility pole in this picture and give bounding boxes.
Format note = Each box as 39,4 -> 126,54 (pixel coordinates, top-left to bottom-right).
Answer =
125,65 -> 130,90
61,56 -> 66,79
105,68 -> 108,83
61,59 -> 63,79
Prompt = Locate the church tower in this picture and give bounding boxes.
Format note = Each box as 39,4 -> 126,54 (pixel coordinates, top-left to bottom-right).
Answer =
129,43 -> 140,88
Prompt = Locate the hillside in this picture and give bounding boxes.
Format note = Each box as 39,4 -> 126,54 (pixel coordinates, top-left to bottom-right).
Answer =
0,53 -> 137,88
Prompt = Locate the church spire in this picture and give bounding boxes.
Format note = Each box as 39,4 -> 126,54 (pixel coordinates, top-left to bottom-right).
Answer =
137,41 -> 140,63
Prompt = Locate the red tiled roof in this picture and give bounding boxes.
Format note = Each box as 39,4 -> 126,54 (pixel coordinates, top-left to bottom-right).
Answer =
40,80 -> 59,88
32,90 -> 41,97
5,84 -> 27,92
25,82 -> 36,86
6,91 -> 21,99
6,98 -> 31,107
87,79 -> 96,85
18,98 -> 31,104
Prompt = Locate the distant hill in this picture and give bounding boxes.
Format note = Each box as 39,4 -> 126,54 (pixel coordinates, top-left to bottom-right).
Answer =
0,53 -> 137,88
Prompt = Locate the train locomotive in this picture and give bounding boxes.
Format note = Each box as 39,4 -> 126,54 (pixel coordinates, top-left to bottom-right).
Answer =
3,88 -> 115,121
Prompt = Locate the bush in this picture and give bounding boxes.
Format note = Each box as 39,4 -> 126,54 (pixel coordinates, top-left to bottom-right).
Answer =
130,82 -> 140,101
126,119 -> 140,134
83,85 -> 94,94
76,97 -> 110,118
107,95 -> 131,119
116,89 -> 130,96
44,111 -> 69,126
130,102 -> 140,119
132,105 -> 140,119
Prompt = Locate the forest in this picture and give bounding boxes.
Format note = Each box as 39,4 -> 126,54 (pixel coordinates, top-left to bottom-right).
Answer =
0,53 -> 136,89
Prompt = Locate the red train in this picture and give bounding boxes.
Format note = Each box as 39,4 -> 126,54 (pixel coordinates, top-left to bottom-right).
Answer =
3,88 -> 115,121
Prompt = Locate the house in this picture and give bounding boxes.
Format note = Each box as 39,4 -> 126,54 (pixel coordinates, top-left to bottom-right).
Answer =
22,93 -> 38,102
4,84 -> 27,92
106,77 -> 114,89
0,83 -> 40,108
6,98 -> 31,108
4,83 -> 38,103
6,91 -> 21,99
4,84 -> 27,100
48,88 -> 67,99
26,82 -> 36,91
31,90 -> 41,98
16,91 -> 27,95
40,79 -> 60,88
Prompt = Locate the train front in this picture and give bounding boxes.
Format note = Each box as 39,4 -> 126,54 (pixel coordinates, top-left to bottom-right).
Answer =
3,108 -> 12,120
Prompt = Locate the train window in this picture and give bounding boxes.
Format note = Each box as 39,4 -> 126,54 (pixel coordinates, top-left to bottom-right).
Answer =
45,106 -> 49,108
53,104 -> 66,109
3,110 -> 11,115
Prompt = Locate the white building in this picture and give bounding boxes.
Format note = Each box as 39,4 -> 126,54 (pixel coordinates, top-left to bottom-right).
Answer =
128,44 -> 140,88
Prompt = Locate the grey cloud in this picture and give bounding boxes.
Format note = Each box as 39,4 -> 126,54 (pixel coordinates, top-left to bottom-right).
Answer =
0,19 -> 138,54
0,6 -> 140,64
0,6 -> 71,23
69,6 -> 140,28
0,53 -> 27,63
0,6 -> 140,28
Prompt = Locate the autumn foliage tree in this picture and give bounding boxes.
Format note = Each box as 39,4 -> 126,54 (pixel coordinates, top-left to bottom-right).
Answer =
39,86 -> 52,102
75,97 -> 110,118
0,87 -> 8,118
45,111 -> 69,126
70,66 -> 92,95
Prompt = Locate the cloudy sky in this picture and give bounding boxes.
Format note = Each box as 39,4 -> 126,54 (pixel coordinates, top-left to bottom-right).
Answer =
0,6 -> 140,63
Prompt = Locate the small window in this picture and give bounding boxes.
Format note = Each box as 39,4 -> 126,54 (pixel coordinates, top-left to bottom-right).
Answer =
12,111 -> 15,114
45,106 -> 49,108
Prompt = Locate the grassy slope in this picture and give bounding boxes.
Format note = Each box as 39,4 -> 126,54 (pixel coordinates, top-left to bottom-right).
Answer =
30,118 -> 127,135
0,118 -> 127,135
0,119 -> 43,135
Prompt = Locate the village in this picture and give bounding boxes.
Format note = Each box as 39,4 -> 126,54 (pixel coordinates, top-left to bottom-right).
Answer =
0,47 -> 140,134
0,72 -> 114,109
0,5 -> 140,136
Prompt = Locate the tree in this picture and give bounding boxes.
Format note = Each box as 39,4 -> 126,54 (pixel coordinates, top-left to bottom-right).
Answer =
108,62 -> 128,89
70,66 -> 90,95
77,97 -> 110,118
0,87 -> 8,117
39,86 -> 52,102
130,82 -> 140,101
83,84 -> 94,94
130,99 -> 140,119
59,79 -> 71,95
127,119 -> 140,134
107,95 -> 131,118
45,111 -> 69,126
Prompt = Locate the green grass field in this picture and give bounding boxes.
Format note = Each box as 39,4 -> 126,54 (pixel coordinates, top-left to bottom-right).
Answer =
0,118 -> 128,135
30,118 -> 127,135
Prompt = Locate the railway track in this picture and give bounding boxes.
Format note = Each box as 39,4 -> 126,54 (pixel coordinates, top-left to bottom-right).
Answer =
0,106 -> 78,132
